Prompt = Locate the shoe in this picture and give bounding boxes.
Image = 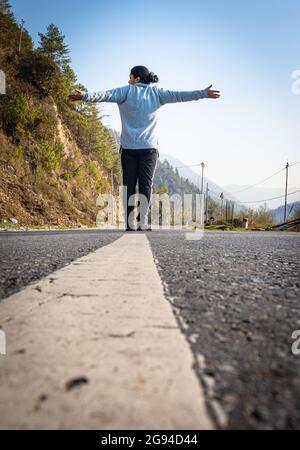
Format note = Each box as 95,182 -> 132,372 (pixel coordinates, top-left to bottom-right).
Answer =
137,226 -> 152,232
126,226 -> 136,232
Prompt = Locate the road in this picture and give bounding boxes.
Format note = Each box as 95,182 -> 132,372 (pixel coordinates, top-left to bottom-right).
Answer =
0,229 -> 299,429
0,229 -> 123,301
147,230 -> 300,429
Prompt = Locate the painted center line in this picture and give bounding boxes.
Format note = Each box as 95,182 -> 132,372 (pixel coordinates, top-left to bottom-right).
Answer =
0,233 -> 213,430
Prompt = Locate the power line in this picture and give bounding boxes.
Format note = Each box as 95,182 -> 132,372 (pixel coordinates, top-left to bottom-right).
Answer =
236,189 -> 300,204
229,160 -> 300,196
290,160 -> 300,168
175,163 -> 205,170
230,167 -> 285,195
175,159 -> 300,207
209,186 -> 300,208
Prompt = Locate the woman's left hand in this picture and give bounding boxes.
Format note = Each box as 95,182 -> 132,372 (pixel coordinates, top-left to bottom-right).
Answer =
206,84 -> 221,99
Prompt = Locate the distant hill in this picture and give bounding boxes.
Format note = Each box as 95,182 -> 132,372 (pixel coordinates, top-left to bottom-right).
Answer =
159,156 -> 300,211
160,153 -> 239,203
224,184 -> 300,209
153,159 -> 201,196
107,139 -> 300,224
270,201 -> 300,223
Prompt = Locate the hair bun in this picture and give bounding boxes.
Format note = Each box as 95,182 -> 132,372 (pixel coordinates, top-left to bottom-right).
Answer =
148,71 -> 159,83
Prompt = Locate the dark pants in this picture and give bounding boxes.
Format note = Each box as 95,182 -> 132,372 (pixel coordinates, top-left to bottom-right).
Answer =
120,147 -> 159,228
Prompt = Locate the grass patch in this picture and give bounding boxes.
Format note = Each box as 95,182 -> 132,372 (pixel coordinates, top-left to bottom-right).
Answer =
204,225 -> 265,232
39,139 -> 64,172
0,222 -> 20,229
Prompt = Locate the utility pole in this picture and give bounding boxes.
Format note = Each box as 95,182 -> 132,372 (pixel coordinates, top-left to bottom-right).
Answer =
284,161 -> 289,223
111,169 -> 115,226
205,183 -> 209,224
225,200 -> 229,223
181,187 -> 185,226
219,192 -> 224,223
200,162 -> 205,195
231,202 -> 235,225
18,19 -> 25,54
221,198 -> 223,222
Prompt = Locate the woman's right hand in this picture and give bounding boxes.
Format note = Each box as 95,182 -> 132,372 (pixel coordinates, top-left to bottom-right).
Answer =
68,89 -> 84,101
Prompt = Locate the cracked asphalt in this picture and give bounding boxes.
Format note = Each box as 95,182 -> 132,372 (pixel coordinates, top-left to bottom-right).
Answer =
0,230 -> 124,301
147,230 -> 300,429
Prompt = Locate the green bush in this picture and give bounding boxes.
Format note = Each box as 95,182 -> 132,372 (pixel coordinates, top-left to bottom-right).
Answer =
19,50 -> 64,96
1,93 -> 40,136
74,166 -> 89,189
87,160 -> 101,181
61,172 -> 69,181
39,139 -> 64,171
96,176 -> 110,194
14,144 -> 24,160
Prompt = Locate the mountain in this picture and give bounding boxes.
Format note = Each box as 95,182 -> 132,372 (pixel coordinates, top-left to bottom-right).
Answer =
153,159 -> 201,196
160,153 -> 239,203
270,201 -> 300,224
160,155 -> 300,211
224,184 -> 300,210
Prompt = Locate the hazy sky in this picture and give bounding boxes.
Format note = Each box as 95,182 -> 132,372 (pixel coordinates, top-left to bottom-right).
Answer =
10,0 -> 300,204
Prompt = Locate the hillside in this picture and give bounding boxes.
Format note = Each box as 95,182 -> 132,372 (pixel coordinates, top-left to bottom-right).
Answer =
270,201 -> 300,224
224,184 -> 300,210
161,153 -> 239,202
0,4 -> 122,227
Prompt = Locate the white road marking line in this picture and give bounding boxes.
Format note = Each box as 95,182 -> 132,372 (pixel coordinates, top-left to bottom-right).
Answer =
0,234 -> 213,429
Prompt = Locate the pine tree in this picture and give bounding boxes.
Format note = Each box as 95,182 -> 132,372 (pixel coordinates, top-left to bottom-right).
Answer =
38,24 -> 71,69
61,61 -> 77,88
0,0 -> 14,19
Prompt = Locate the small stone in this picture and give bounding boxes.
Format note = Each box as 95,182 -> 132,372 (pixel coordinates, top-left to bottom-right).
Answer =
65,376 -> 89,392
219,364 -> 235,373
15,348 -> 26,355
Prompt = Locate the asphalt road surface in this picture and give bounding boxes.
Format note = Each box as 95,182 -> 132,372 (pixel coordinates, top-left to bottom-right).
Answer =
1,228 -> 300,429
147,230 -> 300,429
0,230 -> 124,301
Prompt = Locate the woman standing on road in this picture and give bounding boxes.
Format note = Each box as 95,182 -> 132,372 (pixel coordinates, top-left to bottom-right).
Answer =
69,66 -> 220,231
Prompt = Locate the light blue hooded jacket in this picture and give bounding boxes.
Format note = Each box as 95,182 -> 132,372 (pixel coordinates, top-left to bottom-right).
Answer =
82,83 -> 209,150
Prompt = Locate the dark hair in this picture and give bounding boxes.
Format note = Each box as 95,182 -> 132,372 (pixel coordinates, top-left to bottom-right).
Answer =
130,65 -> 159,84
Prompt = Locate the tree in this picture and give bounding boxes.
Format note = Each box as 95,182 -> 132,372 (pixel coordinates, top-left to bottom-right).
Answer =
38,24 -> 77,93
0,0 -> 13,18
61,61 -> 77,89
38,24 -> 71,69
19,49 -> 63,95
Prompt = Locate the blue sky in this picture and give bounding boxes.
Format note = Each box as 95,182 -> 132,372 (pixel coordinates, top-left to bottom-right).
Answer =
10,0 -> 300,203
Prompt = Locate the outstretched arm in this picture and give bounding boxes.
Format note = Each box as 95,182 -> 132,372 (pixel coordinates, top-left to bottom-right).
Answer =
68,86 -> 130,104
158,84 -> 220,105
